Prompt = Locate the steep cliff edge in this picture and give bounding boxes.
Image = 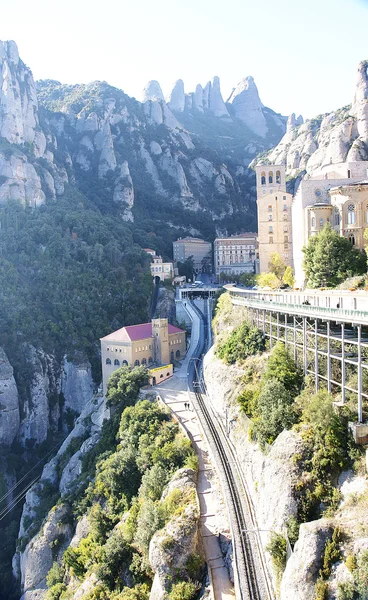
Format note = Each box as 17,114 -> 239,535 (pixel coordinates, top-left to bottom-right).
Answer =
203,293 -> 368,599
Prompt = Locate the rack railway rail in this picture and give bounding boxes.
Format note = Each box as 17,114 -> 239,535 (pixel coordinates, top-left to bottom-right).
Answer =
187,300 -> 272,600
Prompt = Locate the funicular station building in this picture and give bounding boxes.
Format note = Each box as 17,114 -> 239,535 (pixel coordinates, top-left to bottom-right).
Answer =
226,286 -> 368,440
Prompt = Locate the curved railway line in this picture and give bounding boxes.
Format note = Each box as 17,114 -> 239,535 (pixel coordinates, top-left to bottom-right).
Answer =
187,300 -> 273,600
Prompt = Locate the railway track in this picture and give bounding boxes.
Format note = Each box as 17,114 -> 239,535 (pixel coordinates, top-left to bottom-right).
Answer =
187,300 -> 272,600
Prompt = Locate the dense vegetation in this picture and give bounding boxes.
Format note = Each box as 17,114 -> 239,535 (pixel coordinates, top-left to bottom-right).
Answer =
41,367 -> 200,600
0,191 -> 153,380
302,225 -> 366,288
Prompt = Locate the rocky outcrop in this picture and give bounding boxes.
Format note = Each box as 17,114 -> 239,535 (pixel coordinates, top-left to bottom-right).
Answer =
227,76 -> 268,137
143,80 -> 165,103
149,468 -> 201,600
167,79 -> 185,112
280,520 -> 333,600
61,356 -> 94,415
0,347 -> 20,445
0,41 -> 45,147
260,58 -> 368,178
20,504 -> 73,599
351,60 -> 368,140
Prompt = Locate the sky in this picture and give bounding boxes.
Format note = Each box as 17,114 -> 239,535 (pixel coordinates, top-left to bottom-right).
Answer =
1,0 -> 367,119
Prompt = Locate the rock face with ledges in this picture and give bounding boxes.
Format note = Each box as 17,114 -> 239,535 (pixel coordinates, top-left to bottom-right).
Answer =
227,76 -> 268,137
0,347 -> 20,445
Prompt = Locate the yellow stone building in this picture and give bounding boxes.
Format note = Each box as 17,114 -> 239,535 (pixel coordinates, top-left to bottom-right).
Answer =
100,318 -> 186,394
255,164 -> 293,273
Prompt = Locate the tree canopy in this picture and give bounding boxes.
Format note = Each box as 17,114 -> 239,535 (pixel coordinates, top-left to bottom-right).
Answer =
302,224 -> 366,288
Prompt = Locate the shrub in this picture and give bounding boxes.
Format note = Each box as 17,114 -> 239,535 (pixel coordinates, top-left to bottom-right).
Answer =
169,581 -> 200,600
314,579 -> 328,600
46,583 -> 67,600
320,528 -> 342,579
252,380 -> 297,447
337,580 -> 356,600
266,531 -> 287,580
216,320 -> 265,365
345,554 -> 357,573
263,342 -> 303,395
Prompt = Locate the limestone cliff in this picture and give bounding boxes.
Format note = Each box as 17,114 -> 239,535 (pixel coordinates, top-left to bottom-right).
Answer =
258,60 -> 368,179
0,347 -> 20,446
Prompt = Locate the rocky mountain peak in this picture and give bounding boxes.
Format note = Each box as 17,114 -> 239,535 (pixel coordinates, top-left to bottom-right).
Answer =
209,75 -> 230,117
286,113 -> 304,132
0,39 -> 43,146
351,59 -> 368,139
142,80 -> 165,102
167,79 -> 185,112
227,75 -> 268,138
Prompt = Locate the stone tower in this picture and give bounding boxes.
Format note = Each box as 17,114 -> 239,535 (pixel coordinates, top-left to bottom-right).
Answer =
152,318 -> 170,365
255,164 -> 293,273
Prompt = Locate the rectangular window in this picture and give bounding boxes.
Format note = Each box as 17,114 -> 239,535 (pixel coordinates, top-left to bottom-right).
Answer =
284,243 -> 288,249
284,225 -> 288,232
268,214 -> 272,221
284,235 -> 288,242
319,218 -> 323,226
269,236 -> 273,244
283,204 -> 288,212
268,205 -> 272,212
269,226 -> 273,233
283,196 -> 286,200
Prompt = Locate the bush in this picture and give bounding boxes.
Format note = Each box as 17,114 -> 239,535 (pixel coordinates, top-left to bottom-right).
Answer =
216,320 -> 265,364
314,579 -> 328,600
252,380 -> 297,447
266,531 -> 287,579
263,342 -> 303,395
337,580 -> 356,600
169,581 -> 200,600
320,528 -> 342,580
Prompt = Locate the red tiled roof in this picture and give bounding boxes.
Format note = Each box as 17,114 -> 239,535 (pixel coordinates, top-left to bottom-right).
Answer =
101,323 -> 184,343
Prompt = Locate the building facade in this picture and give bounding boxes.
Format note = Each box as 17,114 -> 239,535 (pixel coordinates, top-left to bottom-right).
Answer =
255,165 -> 293,273
100,318 -> 186,394
214,233 -> 257,279
173,237 -> 212,274
150,255 -> 174,281
291,160 -> 368,286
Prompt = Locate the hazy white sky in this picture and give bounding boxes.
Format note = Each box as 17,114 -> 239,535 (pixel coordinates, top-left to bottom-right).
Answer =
1,0 -> 367,119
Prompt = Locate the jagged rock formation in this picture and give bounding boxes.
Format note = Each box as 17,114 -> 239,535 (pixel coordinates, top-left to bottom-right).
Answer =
149,468 -> 201,600
0,39 -> 290,238
259,59 -> 368,179
0,348 -> 20,445
227,76 -> 267,137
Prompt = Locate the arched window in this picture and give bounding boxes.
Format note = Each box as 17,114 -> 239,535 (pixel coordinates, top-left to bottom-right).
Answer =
114,359 -> 120,366
347,204 -> 356,224
311,217 -> 316,227
170,351 -> 174,362
261,171 -> 266,185
268,171 -> 273,184
141,358 -> 147,365
349,235 -> 355,246
106,358 -> 111,365
148,356 -> 153,365
319,218 -> 323,227
276,170 -> 281,184
335,211 -> 340,226
176,350 -> 181,358
122,360 -> 128,366
134,359 -> 140,366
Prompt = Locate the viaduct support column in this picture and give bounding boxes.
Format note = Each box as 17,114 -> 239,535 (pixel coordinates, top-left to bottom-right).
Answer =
303,317 -> 307,375
327,321 -> 331,393
358,324 -> 363,423
341,323 -> 346,403
315,318 -> 319,392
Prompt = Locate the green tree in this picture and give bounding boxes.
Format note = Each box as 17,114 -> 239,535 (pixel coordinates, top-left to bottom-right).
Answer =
269,252 -> 286,279
303,224 -> 366,288
253,380 -> 297,447
264,342 -> 303,395
282,266 -> 295,288
216,321 -> 265,364
106,366 -> 149,408
256,272 -> 280,289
